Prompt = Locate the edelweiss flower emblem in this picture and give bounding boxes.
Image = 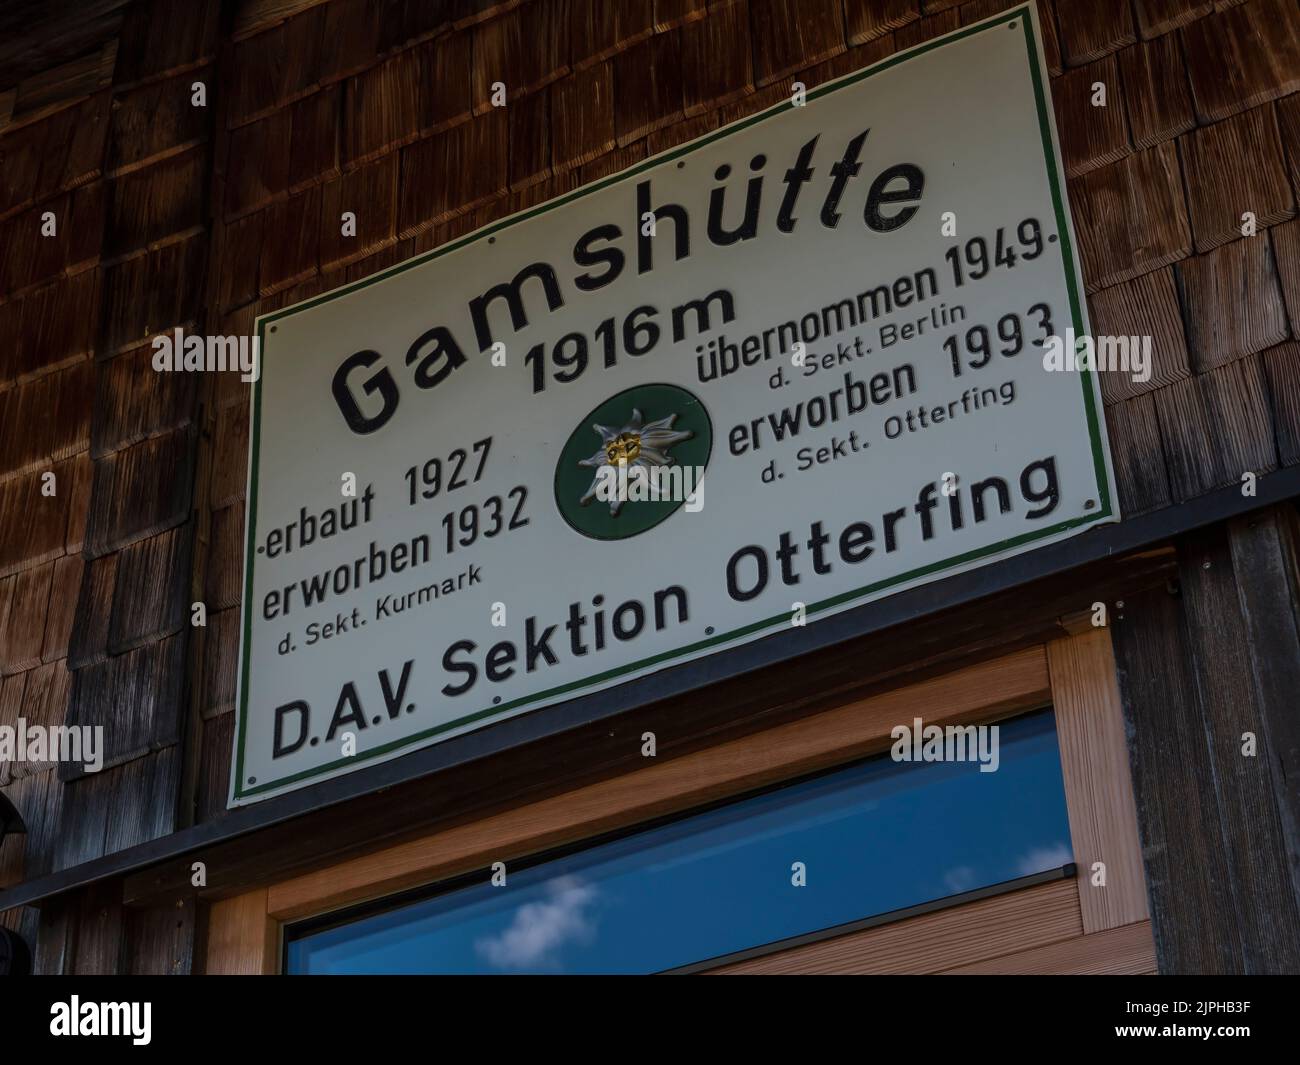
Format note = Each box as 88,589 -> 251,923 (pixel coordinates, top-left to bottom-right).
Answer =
578,407 -> 693,516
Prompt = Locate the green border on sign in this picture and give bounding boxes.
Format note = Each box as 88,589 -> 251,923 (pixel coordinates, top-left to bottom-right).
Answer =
232,5 -> 1113,802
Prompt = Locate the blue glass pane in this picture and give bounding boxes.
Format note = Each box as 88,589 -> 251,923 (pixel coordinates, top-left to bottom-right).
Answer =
286,709 -> 1071,974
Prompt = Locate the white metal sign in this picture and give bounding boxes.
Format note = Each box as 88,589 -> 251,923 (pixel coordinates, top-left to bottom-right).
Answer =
231,5 -> 1115,804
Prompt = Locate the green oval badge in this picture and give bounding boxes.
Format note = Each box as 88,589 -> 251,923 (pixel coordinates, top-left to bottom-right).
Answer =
554,383 -> 713,541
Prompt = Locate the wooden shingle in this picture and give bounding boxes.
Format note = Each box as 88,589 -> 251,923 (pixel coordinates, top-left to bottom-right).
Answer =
614,31 -> 684,146
108,72 -> 209,177
1069,141 -> 1191,291
552,63 -> 615,172
318,0 -> 385,85
341,45 -> 423,166
101,747 -> 180,855
580,142 -> 649,185
1118,34 -> 1194,150
1177,236 -> 1289,372
1038,0 -> 1064,76
64,633 -> 186,777
97,233 -> 208,356
397,111 -> 508,236
65,182 -> 107,277
346,235 -> 414,283
257,185 -> 321,294
1107,392 -> 1180,517
0,360 -> 92,482
1180,106 -> 1295,253
959,0 -> 1034,22
1278,94 -> 1300,201
471,3 -> 569,113
217,211 -> 264,315
716,80 -> 790,129
508,89 -> 552,190
0,580 -> 15,672
1273,218 -> 1300,337
52,769 -> 109,870
1261,341 -> 1300,466
895,10 -> 959,51
92,341 -> 199,459
376,0 -> 456,53
1052,54 -> 1132,178
36,90 -> 111,196
228,4 -> 327,127
13,762 -> 64,877
749,0 -> 846,87
84,427 -> 195,557
318,152 -> 398,268
0,113 -> 48,218
225,110 -> 293,219
1055,0 -> 1136,67
205,501 -> 245,611
62,451 -> 92,556
800,36 -> 894,87
465,192 -> 515,237
1133,0 -> 1212,39
0,186 -> 103,298
41,554 -> 83,663
681,0 -> 754,118
0,198 -> 55,295
5,36 -> 115,131
1200,351 -> 1279,479
644,113 -> 719,158
210,402 -> 250,510
1088,267 -> 1191,403
4,271 -> 99,387
570,0 -> 656,70
1182,0 -> 1300,124
105,147 -> 207,258
449,0 -> 524,29
0,90 -> 110,218
0,460 -> 76,581
108,526 -> 191,656
1154,354 -> 1276,500
655,0 -> 708,32
115,0 -> 220,85
8,661 -> 71,781
196,709 -> 233,824
0,561 -> 54,677
216,308 -> 259,407
66,553 -> 117,671
844,0 -> 918,45
204,607 -> 240,718
288,86 -> 341,192
0,674 -> 27,789
419,31 -> 473,134
0,672 -> 26,783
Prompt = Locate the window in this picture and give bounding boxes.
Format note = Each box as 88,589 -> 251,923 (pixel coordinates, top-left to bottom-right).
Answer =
285,708 -> 1072,974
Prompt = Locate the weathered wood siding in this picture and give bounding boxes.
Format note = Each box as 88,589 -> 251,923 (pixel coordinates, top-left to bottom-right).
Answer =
1,0 -> 1299,972
1111,509 -> 1300,972
0,0 -> 222,967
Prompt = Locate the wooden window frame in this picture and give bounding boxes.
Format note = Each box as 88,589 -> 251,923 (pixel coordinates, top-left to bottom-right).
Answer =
205,627 -> 1154,974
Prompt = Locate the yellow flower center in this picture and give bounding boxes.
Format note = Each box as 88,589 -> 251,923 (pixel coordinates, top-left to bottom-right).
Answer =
606,432 -> 641,466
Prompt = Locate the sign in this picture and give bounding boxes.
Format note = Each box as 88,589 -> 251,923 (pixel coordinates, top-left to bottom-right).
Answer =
231,5 -> 1115,805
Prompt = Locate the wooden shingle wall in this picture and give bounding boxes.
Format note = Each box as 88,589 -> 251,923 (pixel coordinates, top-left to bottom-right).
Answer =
0,0 -> 222,967
1,0 -> 1299,971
